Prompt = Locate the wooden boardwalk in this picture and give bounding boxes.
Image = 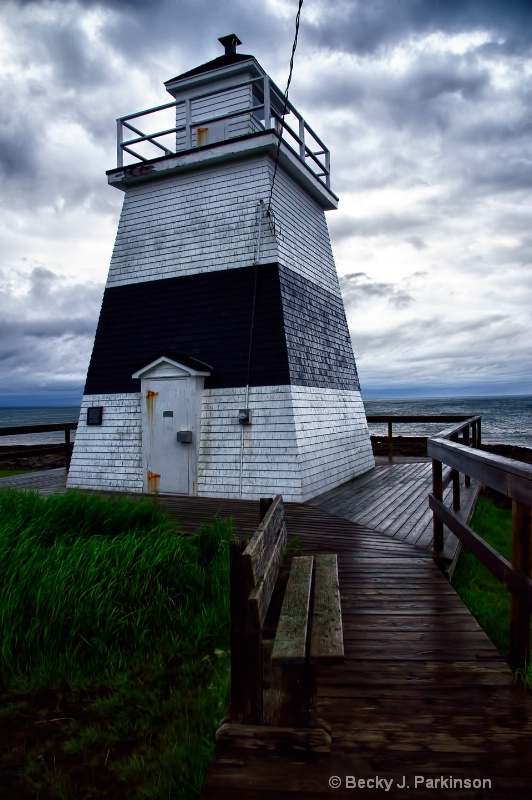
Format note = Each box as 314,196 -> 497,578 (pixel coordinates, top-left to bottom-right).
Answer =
1,468 -> 531,797
310,459 -> 480,558
199,498 -> 531,799
0,467 -> 67,496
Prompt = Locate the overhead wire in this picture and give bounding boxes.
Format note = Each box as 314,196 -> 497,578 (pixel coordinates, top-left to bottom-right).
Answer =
240,0 -> 304,497
266,0 -> 304,221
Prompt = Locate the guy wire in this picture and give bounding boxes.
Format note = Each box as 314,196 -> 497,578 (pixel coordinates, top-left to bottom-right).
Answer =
266,0 -> 304,221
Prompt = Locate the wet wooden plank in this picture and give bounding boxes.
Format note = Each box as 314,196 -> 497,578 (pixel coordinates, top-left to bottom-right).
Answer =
0,467 -> 67,496
271,556 -> 313,664
310,554 -> 344,663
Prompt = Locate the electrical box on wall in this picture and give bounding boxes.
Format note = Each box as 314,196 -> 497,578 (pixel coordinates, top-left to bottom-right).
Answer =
238,409 -> 251,425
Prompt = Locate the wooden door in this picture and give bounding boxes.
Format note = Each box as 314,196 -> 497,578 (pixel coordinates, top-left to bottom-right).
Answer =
142,377 -> 191,494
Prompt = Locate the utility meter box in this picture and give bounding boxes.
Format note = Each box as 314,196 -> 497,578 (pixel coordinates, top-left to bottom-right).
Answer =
238,409 -> 251,425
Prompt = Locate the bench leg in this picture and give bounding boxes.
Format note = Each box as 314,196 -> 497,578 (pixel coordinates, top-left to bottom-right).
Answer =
279,663 -> 315,727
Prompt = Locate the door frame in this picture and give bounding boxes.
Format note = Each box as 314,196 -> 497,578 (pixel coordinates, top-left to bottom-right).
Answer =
132,356 -> 211,495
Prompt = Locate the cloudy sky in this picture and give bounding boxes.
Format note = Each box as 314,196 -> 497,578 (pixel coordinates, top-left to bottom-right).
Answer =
0,0 -> 530,405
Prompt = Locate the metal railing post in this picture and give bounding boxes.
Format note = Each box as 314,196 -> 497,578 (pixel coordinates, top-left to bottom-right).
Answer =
263,77 -> 271,129
387,420 -> 393,461
116,119 -> 123,168
185,98 -> 192,149
325,149 -> 331,188
299,117 -> 305,160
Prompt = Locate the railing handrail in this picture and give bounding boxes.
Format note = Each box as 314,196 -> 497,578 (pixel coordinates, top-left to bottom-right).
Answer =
365,414 -> 479,461
0,422 -> 78,437
0,422 -> 78,469
366,414 -> 471,424
115,75 -> 330,188
428,437 -> 532,501
427,414 -> 531,669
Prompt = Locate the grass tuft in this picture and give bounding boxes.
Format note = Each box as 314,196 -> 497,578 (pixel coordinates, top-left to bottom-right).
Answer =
0,488 -> 232,798
452,493 -> 530,664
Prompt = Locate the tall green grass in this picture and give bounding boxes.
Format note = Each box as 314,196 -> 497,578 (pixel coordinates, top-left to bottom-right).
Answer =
452,494 -> 512,655
453,493 -> 531,687
0,488 -> 232,797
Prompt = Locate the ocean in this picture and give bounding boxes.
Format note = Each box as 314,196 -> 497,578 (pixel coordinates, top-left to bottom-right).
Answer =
0,396 -> 530,448
363,395 -> 531,448
0,407 -> 80,446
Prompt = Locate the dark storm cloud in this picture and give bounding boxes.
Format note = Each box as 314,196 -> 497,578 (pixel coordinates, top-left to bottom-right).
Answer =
301,51 -> 490,122
406,236 -> 427,250
304,0 -> 532,57
340,272 -> 415,309
12,0 -> 290,80
330,211 -> 430,241
352,311 -> 529,391
0,267 -> 102,386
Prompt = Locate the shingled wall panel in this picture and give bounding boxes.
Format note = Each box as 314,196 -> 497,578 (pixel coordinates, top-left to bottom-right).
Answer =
84,262 -> 359,395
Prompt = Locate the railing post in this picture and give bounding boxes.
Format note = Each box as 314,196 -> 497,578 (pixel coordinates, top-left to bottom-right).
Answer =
263,77 -> 271,129
432,459 -> 444,552
452,468 -> 461,511
116,119 -> 123,168
464,426 -> 471,487
299,117 -> 305,160
510,500 -> 531,669
185,98 -> 192,149
64,427 -> 72,470
325,149 -> 331,188
387,420 -> 393,461
477,417 -> 482,448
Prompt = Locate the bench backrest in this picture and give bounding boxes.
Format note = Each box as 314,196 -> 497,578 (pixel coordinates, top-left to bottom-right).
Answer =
242,495 -> 287,630
230,494 -> 286,724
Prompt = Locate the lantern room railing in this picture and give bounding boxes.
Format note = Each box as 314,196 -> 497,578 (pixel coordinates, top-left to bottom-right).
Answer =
115,75 -> 331,188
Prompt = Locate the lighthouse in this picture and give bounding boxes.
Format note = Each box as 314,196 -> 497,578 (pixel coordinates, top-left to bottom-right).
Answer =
67,36 -> 375,500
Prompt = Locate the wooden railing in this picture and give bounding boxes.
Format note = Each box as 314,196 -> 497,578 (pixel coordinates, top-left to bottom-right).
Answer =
0,423 -> 78,469
116,75 -> 331,187
366,414 -> 479,459
427,417 -> 532,668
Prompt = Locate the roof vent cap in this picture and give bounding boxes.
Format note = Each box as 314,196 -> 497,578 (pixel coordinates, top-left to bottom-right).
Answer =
218,34 -> 242,55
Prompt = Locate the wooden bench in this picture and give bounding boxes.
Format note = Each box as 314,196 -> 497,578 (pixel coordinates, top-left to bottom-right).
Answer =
216,495 -> 344,752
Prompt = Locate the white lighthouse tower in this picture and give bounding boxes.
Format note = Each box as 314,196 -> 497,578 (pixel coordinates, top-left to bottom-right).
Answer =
67,36 -> 374,500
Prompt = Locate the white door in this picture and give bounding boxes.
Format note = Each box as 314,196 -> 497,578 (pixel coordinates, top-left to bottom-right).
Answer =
143,377 -> 191,494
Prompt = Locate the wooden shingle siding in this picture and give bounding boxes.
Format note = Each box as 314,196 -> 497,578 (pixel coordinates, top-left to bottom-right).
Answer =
279,265 -> 360,391
67,394 -> 143,492
271,168 -> 341,296
173,71 -> 257,150
292,388 -> 374,498
84,264 -> 289,396
192,85 -> 254,142
106,160 -> 276,288
84,264 -> 359,397
106,157 -> 339,296
197,386 -> 373,501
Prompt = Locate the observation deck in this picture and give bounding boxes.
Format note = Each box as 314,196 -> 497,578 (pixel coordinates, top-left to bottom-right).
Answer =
107,53 -> 337,210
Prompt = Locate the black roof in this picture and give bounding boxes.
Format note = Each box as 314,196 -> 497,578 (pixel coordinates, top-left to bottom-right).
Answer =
165,52 -> 256,85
